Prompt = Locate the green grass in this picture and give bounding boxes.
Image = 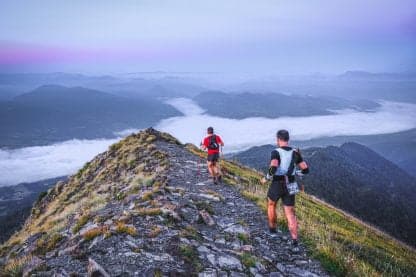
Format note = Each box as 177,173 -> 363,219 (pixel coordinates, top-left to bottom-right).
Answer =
1,255 -> 34,277
115,222 -> 138,236
241,252 -> 257,268
179,244 -> 203,272
237,233 -> 250,244
34,233 -> 64,255
83,227 -> 103,241
72,214 -> 90,234
180,225 -> 202,241
186,145 -> 416,277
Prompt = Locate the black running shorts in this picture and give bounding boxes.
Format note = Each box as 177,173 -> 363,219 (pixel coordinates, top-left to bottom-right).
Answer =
207,153 -> 220,163
267,179 -> 295,206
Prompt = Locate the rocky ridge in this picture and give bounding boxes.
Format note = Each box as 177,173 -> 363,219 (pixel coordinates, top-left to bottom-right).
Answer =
0,129 -> 327,276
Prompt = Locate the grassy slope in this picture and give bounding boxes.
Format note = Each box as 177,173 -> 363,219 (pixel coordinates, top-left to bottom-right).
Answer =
0,130 -> 176,258
186,145 -> 416,277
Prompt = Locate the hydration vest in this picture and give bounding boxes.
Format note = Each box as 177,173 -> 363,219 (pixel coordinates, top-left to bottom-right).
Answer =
207,135 -> 219,150
275,147 -> 296,176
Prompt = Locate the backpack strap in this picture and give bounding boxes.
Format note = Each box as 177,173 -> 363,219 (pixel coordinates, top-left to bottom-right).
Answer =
287,151 -> 296,176
275,147 -> 295,176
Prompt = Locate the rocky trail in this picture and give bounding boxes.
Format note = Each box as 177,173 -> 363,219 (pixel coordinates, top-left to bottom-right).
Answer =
154,141 -> 328,277
0,130 -> 328,276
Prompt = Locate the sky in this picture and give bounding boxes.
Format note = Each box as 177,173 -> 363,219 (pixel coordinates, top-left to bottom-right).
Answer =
0,0 -> 415,74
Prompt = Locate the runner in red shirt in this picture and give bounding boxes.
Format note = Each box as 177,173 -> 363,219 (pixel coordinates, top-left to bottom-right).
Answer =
201,127 -> 224,184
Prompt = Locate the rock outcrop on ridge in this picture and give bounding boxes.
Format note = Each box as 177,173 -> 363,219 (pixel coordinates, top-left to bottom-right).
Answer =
0,128 -> 327,276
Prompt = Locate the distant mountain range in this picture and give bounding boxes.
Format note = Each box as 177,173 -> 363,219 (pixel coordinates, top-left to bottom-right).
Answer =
338,71 -> 416,81
230,142 -> 416,246
290,129 -> 416,177
0,85 -> 181,148
0,72 -> 207,100
230,72 -> 416,103
193,91 -> 379,119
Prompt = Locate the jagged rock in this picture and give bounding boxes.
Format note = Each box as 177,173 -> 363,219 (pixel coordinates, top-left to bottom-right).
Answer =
58,244 -> 78,256
276,263 -> 286,273
295,260 -> 309,266
249,267 -> 259,276
87,258 -> 110,277
180,207 -> 200,223
22,256 -> 44,277
224,224 -> 248,235
270,272 -> 284,277
207,254 -> 217,266
125,240 -> 139,249
88,235 -> 103,249
79,223 -> 99,236
198,193 -> 221,202
45,250 -> 57,259
161,204 -> 181,221
230,272 -> 245,277
218,255 -> 243,271
197,245 -> 210,253
199,210 -> 215,226
195,182 -> 207,186
288,267 -> 320,277
255,261 -> 267,273
240,244 -> 254,252
198,268 -> 217,277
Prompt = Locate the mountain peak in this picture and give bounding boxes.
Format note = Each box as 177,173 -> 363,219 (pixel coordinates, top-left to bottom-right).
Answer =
0,129 -> 328,276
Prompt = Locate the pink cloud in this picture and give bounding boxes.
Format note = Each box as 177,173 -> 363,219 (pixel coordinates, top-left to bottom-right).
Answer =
0,41 -> 198,67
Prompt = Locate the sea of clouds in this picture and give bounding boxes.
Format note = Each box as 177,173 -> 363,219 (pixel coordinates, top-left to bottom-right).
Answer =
0,138 -> 118,186
157,98 -> 416,152
1,98 -> 416,186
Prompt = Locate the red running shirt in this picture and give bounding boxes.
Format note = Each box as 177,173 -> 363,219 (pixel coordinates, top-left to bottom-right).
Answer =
203,135 -> 223,155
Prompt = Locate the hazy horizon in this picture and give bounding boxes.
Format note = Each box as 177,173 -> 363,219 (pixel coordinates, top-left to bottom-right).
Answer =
1,0 -> 415,75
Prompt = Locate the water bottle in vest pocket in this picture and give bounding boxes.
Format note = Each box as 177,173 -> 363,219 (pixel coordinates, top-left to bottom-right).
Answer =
286,182 -> 300,195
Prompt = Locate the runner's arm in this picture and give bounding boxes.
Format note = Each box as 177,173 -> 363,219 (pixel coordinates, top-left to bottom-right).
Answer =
294,150 -> 309,174
266,150 -> 279,180
200,138 -> 208,150
217,135 -> 224,147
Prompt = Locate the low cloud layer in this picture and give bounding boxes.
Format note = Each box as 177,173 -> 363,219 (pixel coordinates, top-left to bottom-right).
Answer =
0,138 -> 118,186
1,98 -> 415,187
157,98 -> 416,152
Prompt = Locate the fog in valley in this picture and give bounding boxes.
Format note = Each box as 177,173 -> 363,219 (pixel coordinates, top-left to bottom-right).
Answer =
1,92 -> 416,186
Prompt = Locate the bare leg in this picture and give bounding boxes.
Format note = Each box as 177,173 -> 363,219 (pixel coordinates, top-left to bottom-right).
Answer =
217,160 -> 222,176
284,205 -> 298,240
212,161 -> 219,177
267,198 -> 277,229
207,161 -> 215,177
